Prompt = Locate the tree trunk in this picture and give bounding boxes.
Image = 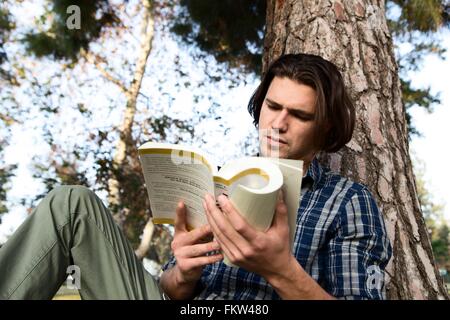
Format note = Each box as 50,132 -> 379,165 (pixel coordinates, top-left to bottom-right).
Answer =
135,219 -> 155,260
264,0 -> 448,299
108,0 -> 155,214
102,0 -> 156,251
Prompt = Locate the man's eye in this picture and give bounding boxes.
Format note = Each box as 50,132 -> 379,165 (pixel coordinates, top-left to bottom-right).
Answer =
294,114 -> 311,121
267,104 -> 280,110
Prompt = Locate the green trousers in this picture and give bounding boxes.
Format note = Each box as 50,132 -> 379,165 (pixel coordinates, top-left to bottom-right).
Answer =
0,185 -> 162,300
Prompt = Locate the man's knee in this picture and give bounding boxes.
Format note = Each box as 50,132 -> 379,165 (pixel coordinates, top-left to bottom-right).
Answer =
64,185 -> 95,198
46,185 -> 100,212
50,185 -> 94,199
43,185 -> 109,224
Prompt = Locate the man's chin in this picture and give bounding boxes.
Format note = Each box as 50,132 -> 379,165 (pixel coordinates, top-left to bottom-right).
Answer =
260,147 -> 288,159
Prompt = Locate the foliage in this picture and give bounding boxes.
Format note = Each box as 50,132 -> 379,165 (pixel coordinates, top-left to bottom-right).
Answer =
387,0 -> 449,137
414,154 -> 450,271
0,148 -> 17,217
88,117 -> 195,249
432,224 -> 450,269
0,5 -> 14,62
0,3 -> 17,85
0,2 -> 19,219
170,0 -> 449,138
24,0 -> 120,62
2,0 -> 448,275
402,78 -> 441,136
170,0 -> 266,74
389,0 -> 449,32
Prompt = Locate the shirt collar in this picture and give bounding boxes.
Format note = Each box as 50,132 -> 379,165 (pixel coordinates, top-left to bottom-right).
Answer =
303,157 -> 323,191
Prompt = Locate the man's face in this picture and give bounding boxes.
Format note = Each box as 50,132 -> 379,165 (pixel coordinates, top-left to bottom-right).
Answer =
258,76 -> 318,163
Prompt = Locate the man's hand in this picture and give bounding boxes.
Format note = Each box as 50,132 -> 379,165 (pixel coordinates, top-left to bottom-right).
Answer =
202,191 -> 292,281
159,201 -> 222,300
202,192 -> 335,300
171,201 -> 223,284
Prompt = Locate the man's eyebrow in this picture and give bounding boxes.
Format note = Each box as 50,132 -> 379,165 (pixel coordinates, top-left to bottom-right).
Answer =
265,98 -> 315,118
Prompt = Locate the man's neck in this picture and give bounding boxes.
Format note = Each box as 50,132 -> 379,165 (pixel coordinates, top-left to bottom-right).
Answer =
257,151 -> 314,175
302,161 -> 311,176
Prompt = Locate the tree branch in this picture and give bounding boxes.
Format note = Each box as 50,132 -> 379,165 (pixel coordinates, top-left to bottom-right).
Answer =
80,49 -> 129,95
129,0 -> 154,98
135,218 -> 155,260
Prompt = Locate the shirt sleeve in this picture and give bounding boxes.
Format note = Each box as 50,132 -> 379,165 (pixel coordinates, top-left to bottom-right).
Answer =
323,187 -> 392,300
162,255 -> 177,271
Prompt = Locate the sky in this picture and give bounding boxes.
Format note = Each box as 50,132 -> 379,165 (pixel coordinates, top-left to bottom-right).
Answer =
408,29 -> 450,224
1,3 -> 450,244
0,0 -> 259,244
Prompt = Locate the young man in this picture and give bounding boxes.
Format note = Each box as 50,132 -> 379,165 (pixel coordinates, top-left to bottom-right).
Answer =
0,54 -> 391,300
159,54 -> 392,300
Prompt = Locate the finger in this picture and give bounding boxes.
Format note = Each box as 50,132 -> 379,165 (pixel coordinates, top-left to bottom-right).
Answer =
278,188 -> 285,203
182,224 -> 214,246
216,194 -> 257,241
183,252 -> 224,269
176,241 -> 221,259
174,201 -> 187,232
203,195 -> 246,257
271,195 -> 289,230
212,234 -> 237,264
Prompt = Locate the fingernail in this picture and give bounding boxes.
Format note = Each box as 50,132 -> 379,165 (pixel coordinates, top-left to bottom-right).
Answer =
217,194 -> 226,205
278,189 -> 284,201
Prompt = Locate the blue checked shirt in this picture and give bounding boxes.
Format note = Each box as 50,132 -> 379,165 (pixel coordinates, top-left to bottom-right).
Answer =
162,158 -> 392,300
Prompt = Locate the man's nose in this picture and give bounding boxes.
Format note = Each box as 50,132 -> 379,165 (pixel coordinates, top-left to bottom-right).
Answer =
272,109 -> 288,131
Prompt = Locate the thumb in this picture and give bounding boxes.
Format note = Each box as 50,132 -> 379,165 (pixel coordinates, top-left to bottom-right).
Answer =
278,188 -> 285,203
174,201 -> 188,232
272,189 -> 288,229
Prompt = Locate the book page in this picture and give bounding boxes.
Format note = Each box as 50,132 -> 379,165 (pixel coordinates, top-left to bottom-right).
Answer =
216,161 -> 282,232
213,173 -> 268,206
216,158 -> 283,267
266,158 -> 303,250
140,151 -> 215,229
218,157 -> 302,253
213,180 -> 229,197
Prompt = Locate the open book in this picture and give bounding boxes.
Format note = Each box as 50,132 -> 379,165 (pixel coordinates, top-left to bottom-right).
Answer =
138,141 -> 303,264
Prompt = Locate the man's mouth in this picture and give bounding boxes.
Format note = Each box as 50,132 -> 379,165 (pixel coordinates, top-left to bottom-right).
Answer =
266,135 -> 287,144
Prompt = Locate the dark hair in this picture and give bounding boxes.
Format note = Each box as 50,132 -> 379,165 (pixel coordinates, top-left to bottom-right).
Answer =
248,53 -> 355,153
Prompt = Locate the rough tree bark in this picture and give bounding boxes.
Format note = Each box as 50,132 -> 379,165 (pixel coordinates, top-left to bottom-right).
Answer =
264,0 -> 448,299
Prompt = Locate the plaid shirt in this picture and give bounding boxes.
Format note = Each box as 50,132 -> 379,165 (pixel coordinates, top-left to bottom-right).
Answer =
163,158 -> 392,300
